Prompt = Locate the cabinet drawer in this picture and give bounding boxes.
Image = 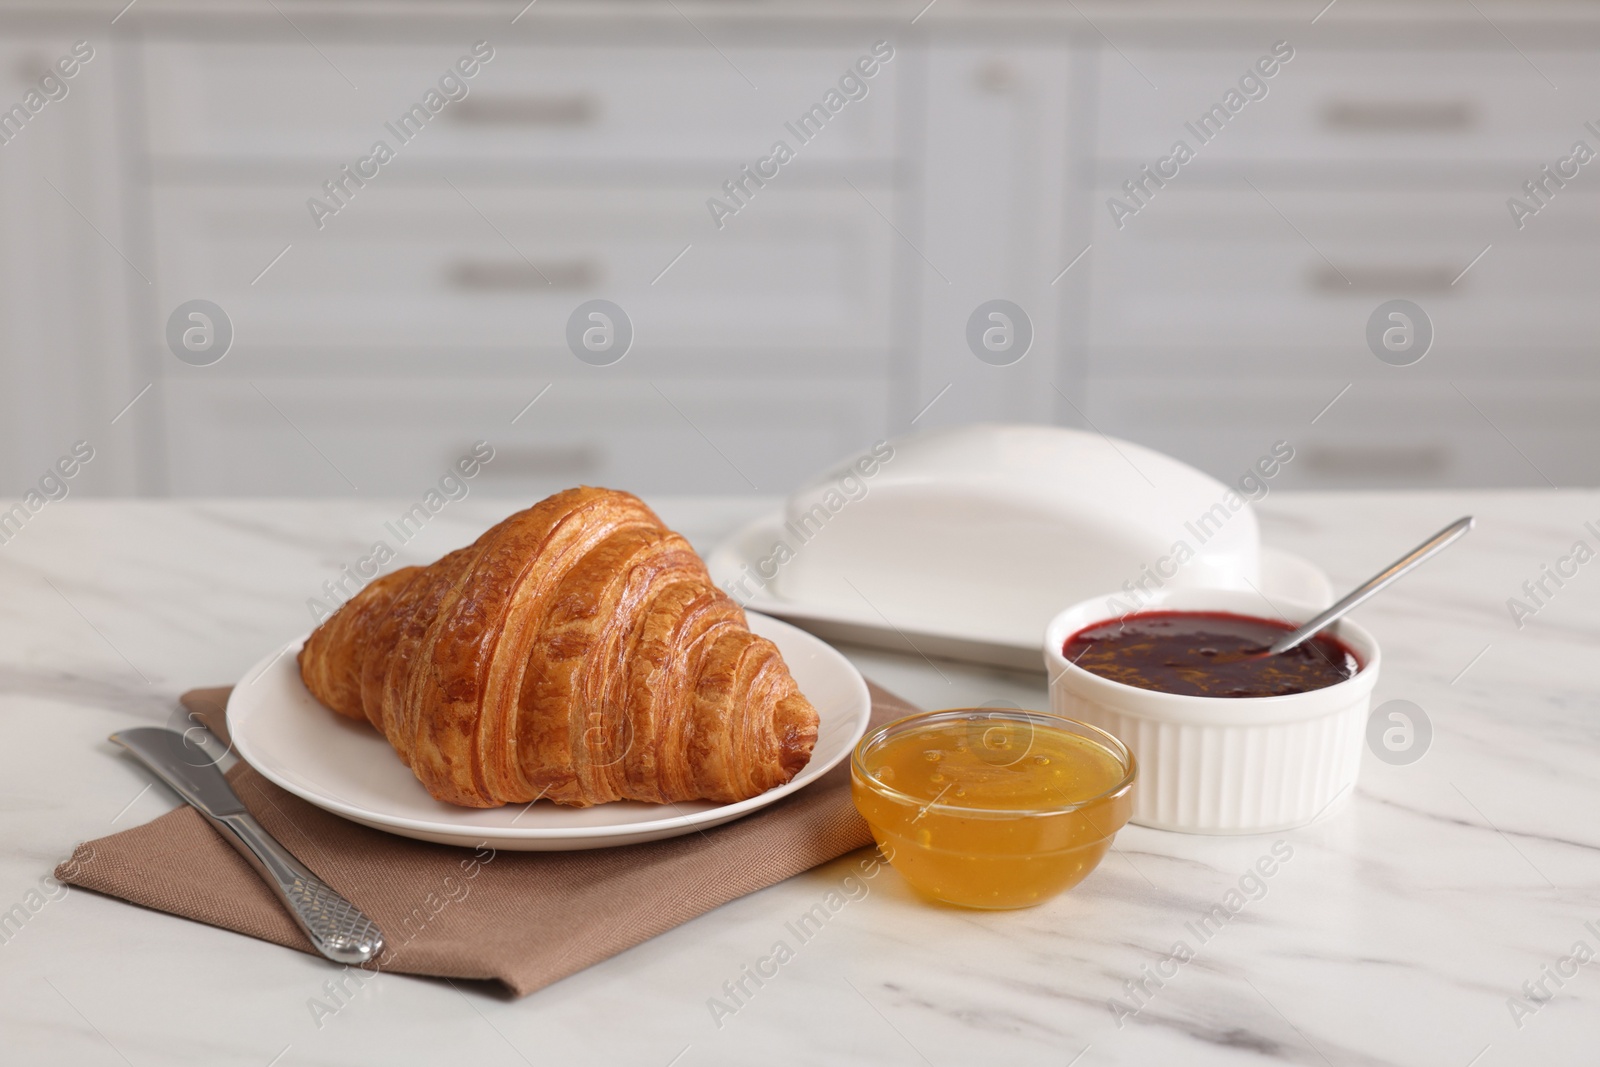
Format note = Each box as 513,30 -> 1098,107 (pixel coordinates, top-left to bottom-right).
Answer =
149,183 -> 895,363
1096,48 -> 1596,166
1085,376 -> 1597,489
1086,188 -> 1600,371
160,377 -> 889,496
143,42 -> 900,165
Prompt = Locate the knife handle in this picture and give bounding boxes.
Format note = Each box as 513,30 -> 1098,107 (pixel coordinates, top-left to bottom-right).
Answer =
209,809 -> 386,966
111,726 -> 386,967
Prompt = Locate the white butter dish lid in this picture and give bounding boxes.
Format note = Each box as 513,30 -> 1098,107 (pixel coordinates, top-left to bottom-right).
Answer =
707,424 -> 1327,669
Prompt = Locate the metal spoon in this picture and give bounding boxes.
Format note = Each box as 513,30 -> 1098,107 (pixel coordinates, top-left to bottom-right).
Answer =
1263,515 -> 1475,657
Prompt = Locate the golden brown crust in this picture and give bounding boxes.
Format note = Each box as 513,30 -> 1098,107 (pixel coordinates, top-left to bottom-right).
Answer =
296,487 -> 820,808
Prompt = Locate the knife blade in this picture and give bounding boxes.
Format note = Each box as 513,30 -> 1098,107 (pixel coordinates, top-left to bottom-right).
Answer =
110,726 -> 385,965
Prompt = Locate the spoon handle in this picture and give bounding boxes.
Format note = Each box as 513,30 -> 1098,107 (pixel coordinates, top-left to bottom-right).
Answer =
1266,515 -> 1475,656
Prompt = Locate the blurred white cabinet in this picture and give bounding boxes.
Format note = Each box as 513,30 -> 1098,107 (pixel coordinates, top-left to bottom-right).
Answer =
4,7 -> 1600,498
1081,39 -> 1600,488
1094,48 -> 1600,168
0,38 -> 142,495
910,44 -> 1078,430
135,30 -> 905,495
161,376 -> 889,497
150,185 -> 894,360
143,42 -> 900,166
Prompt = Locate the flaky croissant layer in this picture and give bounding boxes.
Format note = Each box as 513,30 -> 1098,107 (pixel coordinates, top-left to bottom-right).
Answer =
298,487 -> 819,808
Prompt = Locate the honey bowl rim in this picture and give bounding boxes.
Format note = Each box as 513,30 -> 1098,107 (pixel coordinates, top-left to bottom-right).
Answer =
850,707 -> 1138,822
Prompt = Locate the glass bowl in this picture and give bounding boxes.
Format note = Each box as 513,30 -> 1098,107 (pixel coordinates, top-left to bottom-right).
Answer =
850,708 -> 1136,909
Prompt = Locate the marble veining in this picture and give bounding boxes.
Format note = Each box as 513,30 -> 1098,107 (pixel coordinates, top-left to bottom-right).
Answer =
1,491 -> 1597,1066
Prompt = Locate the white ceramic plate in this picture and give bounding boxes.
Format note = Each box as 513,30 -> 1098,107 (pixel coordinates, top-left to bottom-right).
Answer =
227,612 -> 870,851
706,512 -> 1334,672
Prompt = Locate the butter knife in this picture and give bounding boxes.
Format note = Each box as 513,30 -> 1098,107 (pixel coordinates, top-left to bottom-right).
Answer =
110,726 -> 385,965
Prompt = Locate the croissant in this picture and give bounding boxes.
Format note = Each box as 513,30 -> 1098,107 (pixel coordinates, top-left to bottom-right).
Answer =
297,487 -> 819,808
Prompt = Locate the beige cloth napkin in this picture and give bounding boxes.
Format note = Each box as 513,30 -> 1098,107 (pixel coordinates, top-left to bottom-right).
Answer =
56,683 -> 915,996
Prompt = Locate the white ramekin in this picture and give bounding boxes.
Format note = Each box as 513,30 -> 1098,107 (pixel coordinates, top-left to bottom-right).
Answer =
1044,588 -> 1380,834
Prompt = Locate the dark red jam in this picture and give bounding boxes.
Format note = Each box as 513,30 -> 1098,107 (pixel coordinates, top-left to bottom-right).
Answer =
1062,611 -> 1360,698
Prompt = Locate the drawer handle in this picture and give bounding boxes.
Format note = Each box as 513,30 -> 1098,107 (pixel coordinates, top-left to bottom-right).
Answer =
13,53 -> 50,82
1309,264 -> 1458,294
478,445 -> 602,478
446,259 -> 599,291
1321,100 -> 1476,132
1304,444 -> 1450,479
449,95 -> 599,127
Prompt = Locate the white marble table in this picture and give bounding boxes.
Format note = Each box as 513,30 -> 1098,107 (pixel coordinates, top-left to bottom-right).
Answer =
2,491 -> 1596,1066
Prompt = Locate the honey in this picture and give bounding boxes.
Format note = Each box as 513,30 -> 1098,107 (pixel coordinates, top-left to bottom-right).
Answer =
851,710 -> 1135,909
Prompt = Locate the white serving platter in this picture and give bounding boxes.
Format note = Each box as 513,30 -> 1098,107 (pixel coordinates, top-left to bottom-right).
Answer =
228,612 -> 870,850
